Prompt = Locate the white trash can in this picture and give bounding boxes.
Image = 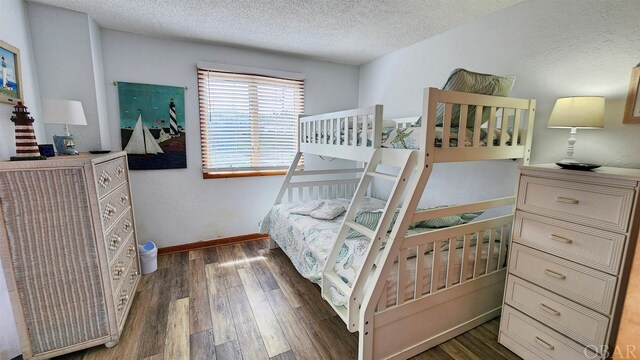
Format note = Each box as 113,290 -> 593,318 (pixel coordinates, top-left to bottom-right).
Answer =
138,240 -> 158,274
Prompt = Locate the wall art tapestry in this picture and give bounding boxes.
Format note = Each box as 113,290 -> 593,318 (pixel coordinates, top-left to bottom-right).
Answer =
117,82 -> 186,170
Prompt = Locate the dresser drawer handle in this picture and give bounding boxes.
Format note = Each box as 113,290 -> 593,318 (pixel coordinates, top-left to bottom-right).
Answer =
549,234 -> 572,244
539,303 -> 561,316
534,336 -> 555,350
127,245 -> 136,257
556,196 -> 579,204
109,235 -> 121,250
544,268 -> 566,280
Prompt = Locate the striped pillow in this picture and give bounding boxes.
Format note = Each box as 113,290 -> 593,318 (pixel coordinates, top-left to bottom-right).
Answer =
413,209 -> 484,228
347,210 -> 383,239
435,68 -> 516,128
347,209 -> 417,239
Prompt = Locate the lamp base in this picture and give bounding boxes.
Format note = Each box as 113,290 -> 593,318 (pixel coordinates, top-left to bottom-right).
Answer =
556,158 -> 579,164
555,162 -> 601,171
53,135 -> 79,155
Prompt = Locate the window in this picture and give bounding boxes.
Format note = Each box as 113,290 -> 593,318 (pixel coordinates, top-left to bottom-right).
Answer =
197,63 -> 304,178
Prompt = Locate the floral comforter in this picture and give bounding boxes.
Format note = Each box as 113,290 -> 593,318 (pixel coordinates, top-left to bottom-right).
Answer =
259,197 -> 386,286
258,197 -> 445,306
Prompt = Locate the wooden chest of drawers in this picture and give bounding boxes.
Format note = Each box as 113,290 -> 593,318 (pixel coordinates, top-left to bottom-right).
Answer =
499,165 -> 640,360
0,152 -> 140,359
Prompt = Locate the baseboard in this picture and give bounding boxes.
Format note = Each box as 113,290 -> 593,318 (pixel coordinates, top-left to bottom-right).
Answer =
157,233 -> 268,255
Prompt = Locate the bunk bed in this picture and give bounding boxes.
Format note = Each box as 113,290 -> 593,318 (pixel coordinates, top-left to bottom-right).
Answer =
260,86 -> 536,359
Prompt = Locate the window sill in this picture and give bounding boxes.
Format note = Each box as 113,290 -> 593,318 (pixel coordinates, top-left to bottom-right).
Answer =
203,169 -> 288,179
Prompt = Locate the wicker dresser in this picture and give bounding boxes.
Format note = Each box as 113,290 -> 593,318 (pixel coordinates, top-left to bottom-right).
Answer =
0,152 -> 140,359
499,164 -> 640,360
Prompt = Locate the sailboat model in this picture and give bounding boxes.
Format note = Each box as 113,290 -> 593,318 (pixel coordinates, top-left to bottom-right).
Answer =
124,114 -> 164,155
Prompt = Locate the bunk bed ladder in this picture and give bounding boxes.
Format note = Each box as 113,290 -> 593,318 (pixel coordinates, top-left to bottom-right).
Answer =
322,148 -> 418,329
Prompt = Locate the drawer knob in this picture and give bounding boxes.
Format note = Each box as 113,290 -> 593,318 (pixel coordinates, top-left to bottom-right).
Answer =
103,204 -> 117,220
555,196 -> 579,205
115,164 -> 125,178
98,171 -> 112,188
127,246 -> 136,257
534,336 -> 555,350
129,270 -> 138,283
549,234 -> 572,244
539,303 -> 561,316
119,193 -> 129,205
544,268 -> 566,280
123,220 -> 132,232
109,234 -> 121,250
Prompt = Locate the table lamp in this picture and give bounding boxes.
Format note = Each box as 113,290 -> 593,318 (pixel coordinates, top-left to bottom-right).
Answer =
43,100 -> 87,155
547,96 -> 604,166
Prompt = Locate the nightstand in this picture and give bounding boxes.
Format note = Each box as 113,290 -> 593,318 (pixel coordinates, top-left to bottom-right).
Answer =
499,164 -> 640,360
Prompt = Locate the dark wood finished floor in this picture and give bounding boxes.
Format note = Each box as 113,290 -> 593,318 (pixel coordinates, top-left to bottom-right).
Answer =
40,239 -> 519,360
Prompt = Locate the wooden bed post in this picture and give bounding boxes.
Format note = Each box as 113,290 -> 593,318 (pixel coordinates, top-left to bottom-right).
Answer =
359,87 -> 438,360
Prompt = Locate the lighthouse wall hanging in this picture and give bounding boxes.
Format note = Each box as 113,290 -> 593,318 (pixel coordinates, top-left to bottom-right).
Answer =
0,40 -> 23,104
9,102 -> 47,161
117,81 -> 186,170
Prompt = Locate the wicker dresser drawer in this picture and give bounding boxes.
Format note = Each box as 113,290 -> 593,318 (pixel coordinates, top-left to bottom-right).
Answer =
509,244 -> 616,314
104,209 -> 135,264
94,156 -> 128,199
99,182 -> 132,232
109,236 -> 135,296
517,176 -> 634,233
505,276 -> 609,346
500,306 -> 597,360
513,212 -> 625,275
116,259 -> 139,327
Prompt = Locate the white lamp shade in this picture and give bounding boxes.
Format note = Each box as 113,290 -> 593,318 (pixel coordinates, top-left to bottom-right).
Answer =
547,96 -> 605,129
42,100 -> 88,126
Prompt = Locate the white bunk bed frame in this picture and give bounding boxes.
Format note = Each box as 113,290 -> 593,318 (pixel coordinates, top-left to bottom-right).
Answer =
269,87 -> 536,359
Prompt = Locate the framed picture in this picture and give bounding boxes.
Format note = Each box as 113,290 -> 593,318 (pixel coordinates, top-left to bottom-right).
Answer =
0,40 -> 23,104
623,64 -> 640,124
117,81 -> 187,170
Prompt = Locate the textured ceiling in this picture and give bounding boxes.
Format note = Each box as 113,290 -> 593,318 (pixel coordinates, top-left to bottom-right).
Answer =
29,0 -> 522,65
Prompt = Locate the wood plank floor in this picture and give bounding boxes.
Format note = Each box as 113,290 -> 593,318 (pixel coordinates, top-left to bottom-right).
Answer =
40,239 -> 519,360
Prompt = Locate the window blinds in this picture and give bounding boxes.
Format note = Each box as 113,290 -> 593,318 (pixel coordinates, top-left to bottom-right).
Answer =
198,67 -> 304,173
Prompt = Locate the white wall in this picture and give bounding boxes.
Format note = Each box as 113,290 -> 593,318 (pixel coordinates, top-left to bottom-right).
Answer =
0,1 -> 43,357
359,0 -> 640,207
361,0 -> 640,167
28,2 -> 110,151
101,30 -> 360,247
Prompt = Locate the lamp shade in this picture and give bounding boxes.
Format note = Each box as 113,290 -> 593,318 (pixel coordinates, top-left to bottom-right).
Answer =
42,100 -> 88,126
547,96 -> 605,129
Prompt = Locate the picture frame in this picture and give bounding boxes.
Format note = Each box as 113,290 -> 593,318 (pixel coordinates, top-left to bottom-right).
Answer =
623,64 -> 640,124
0,40 -> 23,104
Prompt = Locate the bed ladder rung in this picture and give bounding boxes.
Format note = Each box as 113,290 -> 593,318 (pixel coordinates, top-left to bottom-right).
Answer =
366,171 -> 396,182
325,270 -> 351,296
345,220 -> 375,239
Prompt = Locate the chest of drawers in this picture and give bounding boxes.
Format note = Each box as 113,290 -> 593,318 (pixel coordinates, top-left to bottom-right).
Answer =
0,152 -> 140,359
499,164 -> 640,360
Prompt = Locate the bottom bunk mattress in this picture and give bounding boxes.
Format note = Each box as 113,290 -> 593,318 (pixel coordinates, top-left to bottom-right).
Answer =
259,198 -> 506,308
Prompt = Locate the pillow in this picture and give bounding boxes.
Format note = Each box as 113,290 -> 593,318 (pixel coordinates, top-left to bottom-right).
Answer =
346,208 -> 417,238
436,68 -> 516,128
382,119 -> 397,128
310,203 -> 346,220
380,127 -> 420,149
347,209 -> 383,238
413,208 -> 484,228
289,200 -> 325,216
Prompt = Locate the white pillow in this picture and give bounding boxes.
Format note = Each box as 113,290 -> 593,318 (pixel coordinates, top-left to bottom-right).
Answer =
310,203 -> 346,220
289,200 -> 325,216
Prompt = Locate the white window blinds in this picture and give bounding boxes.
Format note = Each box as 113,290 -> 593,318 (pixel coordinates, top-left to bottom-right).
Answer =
198,65 -> 304,173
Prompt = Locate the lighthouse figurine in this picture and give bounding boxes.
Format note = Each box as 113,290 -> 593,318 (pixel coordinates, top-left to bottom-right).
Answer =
10,102 -> 46,161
